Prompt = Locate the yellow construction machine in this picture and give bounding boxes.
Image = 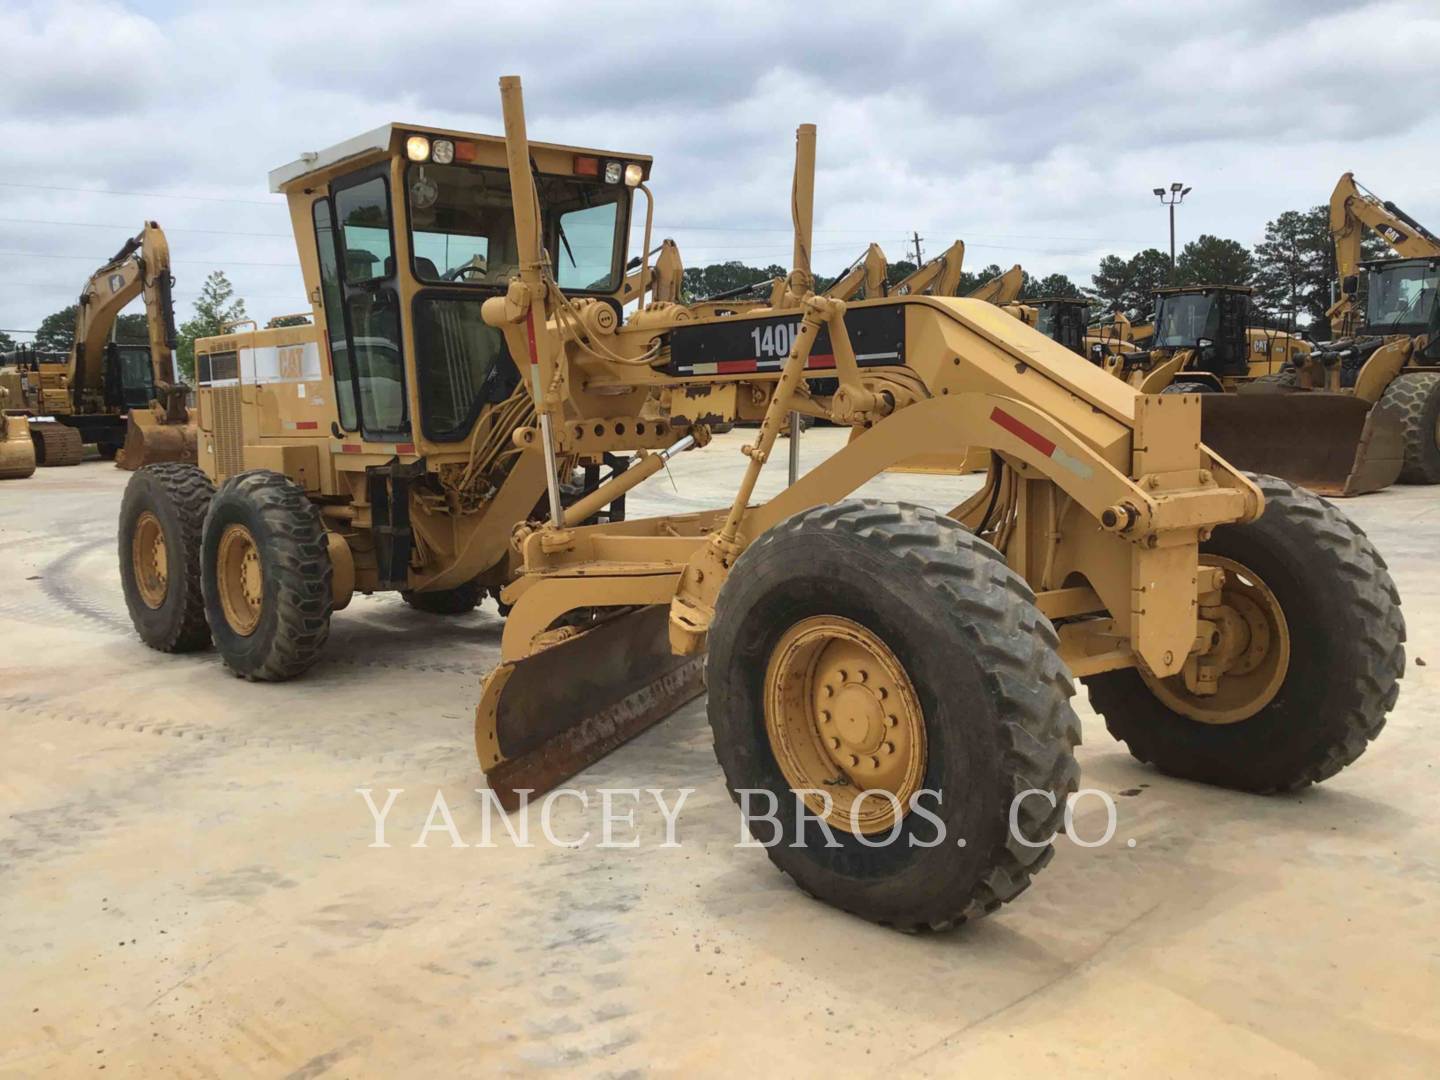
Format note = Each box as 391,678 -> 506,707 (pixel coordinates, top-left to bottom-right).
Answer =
1097,282 -> 1403,497
1007,296 -> 1091,355
0,381 -> 37,480
1301,172 -> 1440,484
3,224 -> 196,469
116,78 -> 1404,930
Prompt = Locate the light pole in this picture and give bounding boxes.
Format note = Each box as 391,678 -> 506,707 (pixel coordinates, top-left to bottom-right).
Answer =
1153,182 -> 1192,271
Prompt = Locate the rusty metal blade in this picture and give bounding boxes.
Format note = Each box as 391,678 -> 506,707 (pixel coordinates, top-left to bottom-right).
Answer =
1199,392 -> 1404,497
479,604 -> 705,810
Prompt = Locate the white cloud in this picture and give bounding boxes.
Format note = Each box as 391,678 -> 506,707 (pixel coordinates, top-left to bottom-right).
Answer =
2,0 -> 1438,336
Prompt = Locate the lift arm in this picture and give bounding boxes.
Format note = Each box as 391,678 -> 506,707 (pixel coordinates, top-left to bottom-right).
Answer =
823,243 -> 888,300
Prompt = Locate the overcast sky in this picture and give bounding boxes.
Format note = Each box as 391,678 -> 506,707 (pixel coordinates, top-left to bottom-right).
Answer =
3,0 -> 1439,337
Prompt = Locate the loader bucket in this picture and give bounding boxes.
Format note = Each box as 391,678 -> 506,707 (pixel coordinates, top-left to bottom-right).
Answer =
475,604 -> 705,809
1198,392 -> 1404,497
115,407 -> 197,470
0,414 -> 37,480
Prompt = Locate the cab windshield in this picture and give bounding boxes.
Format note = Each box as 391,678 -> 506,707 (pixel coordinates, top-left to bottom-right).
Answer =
1153,294 -> 1218,348
1365,262 -> 1440,331
406,162 -> 626,291
1034,302 -> 1088,338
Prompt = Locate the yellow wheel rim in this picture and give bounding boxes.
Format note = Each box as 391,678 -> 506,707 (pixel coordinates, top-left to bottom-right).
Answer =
1142,555 -> 1291,725
764,615 -> 926,835
132,511 -> 168,609
216,523 -> 264,636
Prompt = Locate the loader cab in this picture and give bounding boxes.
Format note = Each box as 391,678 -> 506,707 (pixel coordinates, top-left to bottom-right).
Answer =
1031,298 -> 1090,355
1361,257 -> 1440,338
271,125 -> 649,451
1152,286 -> 1250,377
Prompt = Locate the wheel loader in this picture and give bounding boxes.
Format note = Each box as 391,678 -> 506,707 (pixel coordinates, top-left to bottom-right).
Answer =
117,78 -> 1404,932
0,224 -> 197,469
1006,296 -> 1091,355
1098,283 -> 1404,497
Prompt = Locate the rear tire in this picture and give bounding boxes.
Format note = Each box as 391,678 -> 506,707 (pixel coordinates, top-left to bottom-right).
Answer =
96,441 -> 120,461
1085,474 -> 1404,793
118,463 -> 214,652
201,470 -> 333,681
1250,370 -> 1299,390
1377,371 -> 1440,483
401,579 -> 484,615
32,423 -> 83,466
707,500 -> 1080,931
1162,380 -> 1217,394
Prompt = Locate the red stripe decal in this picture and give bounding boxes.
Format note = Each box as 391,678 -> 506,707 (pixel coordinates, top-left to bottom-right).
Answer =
397,443 -> 416,455
341,444 -> 361,454
295,420 -> 318,430
717,359 -> 757,374
807,354 -> 836,369
524,309 -> 539,366
990,407 -> 1056,457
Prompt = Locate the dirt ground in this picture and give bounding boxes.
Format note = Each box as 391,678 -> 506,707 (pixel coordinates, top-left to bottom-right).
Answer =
2,430 -> 1437,1077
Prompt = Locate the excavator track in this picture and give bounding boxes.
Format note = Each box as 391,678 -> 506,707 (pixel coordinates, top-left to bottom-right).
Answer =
31,422 -> 85,467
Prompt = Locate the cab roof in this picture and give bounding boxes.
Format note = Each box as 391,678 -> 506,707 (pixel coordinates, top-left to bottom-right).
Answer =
1155,284 -> 1253,297
268,122 -> 654,193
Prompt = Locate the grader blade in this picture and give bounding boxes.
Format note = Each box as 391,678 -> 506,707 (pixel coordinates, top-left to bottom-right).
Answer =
1199,393 -> 1404,497
476,605 -> 705,810
115,408 -> 197,470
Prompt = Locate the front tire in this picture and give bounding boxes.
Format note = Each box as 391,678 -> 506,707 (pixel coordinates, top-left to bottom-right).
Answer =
201,470 -> 333,681
1085,474 -> 1404,793
707,500 -> 1080,931
118,463 -> 214,652
1378,371 -> 1440,483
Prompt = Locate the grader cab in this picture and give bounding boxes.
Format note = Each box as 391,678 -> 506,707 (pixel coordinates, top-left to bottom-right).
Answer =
117,78 -> 1404,931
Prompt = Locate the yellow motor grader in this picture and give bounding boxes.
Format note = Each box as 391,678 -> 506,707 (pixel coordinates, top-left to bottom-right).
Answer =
117,78 -> 1404,931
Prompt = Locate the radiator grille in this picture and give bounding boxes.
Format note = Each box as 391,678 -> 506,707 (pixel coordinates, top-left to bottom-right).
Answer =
211,385 -> 243,481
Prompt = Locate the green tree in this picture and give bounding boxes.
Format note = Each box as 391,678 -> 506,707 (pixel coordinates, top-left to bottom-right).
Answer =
177,271 -> 247,382
1252,206 -> 1338,332
679,261 -> 786,303
0,330 -> 15,353
1175,234 -> 1254,288
267,314 -> 312,328
34,304 -> 78,351
1088,248 -> 1171,321
1024,272 -> 1082,300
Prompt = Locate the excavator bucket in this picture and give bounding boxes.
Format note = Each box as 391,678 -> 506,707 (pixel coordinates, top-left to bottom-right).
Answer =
115,407 -> 197,470
475,605 -> 706,809
0,412 -> 37,480
1198,392 -> 1404,497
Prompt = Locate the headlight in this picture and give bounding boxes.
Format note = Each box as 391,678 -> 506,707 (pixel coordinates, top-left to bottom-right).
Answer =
431,138 -> 455,165
623,163 -> 644,187
603,160 -> 623,184
405,135 -> 431,162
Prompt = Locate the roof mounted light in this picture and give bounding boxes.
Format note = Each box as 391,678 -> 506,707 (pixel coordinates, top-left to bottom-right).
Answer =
405,135 -> 431,162
431,138 -> 455,165
623,162 -> 644,187
603,160 -> 623,184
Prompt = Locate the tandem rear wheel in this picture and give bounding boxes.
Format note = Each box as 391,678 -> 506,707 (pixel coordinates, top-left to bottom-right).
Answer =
706,500 -> 1081,931
200,470 -> 334,681
118,463 -> 215,652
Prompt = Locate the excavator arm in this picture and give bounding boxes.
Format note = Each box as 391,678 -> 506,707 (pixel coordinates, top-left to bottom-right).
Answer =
891,239 -> 965,296
822,243 -> 888,300
1327,172 -> 1440,336
967,263 -> 1024,305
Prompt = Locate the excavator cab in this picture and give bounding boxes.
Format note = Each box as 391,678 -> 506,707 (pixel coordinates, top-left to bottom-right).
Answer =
103,344 -> 157,411
1361,257 -> 1440,338
1152,286 -> 1249,378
